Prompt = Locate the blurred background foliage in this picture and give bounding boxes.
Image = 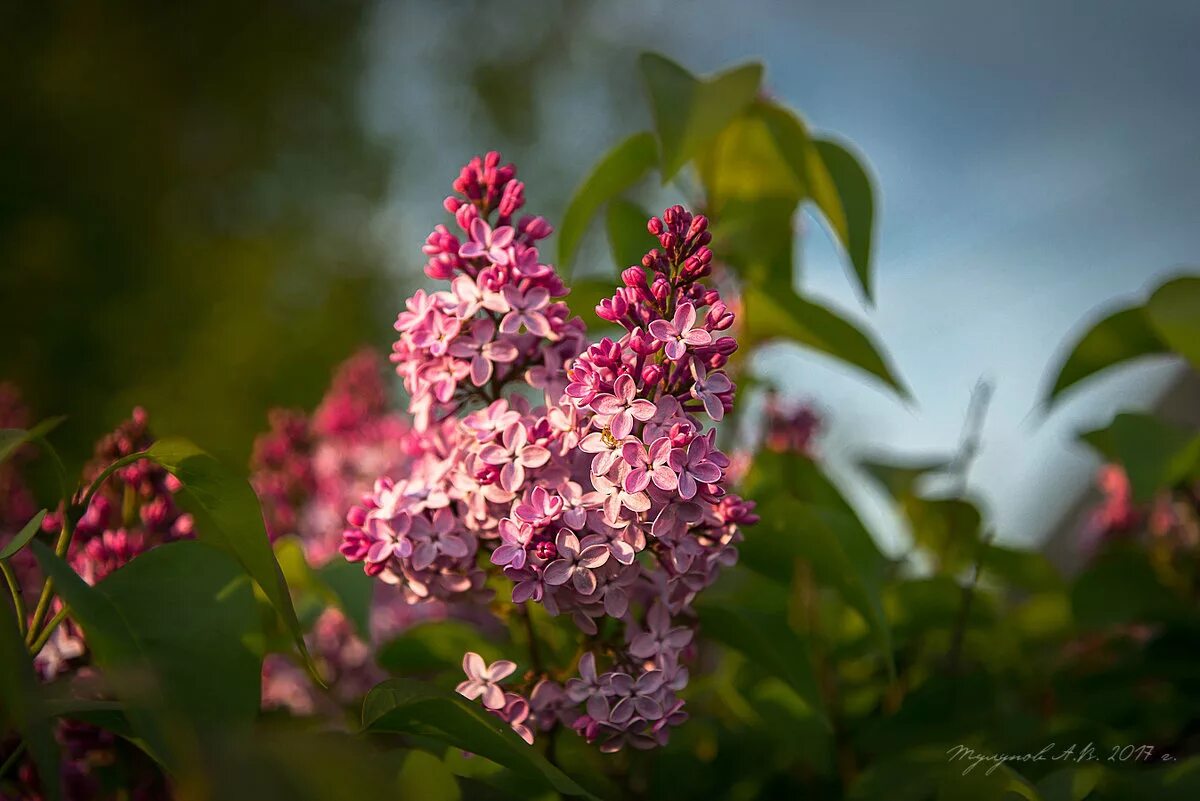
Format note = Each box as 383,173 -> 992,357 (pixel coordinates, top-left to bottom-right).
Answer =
0,0 -> 392,466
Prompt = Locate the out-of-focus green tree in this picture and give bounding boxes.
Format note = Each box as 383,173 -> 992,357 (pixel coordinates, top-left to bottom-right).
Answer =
0,0 -> 392,466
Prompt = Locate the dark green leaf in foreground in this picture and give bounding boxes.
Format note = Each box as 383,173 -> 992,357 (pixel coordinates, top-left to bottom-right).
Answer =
557,132 -> 658,274
742,286 -> 909,399
1,590 -> 61,800
362,678 -> 596,799
639,53 -> 763,181
32,539 -> 260,769
144,437 -> 310,667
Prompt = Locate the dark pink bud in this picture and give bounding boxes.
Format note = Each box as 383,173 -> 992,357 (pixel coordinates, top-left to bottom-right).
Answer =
346,506 -> 368,528
642,364 -> 665,385
595,294 -> 628,323
518,215 -> 553,241
651,277 -> 671,304
712,335 -> 738,356
534,540 -> 557,561
622,266 -> 647,288
443,196 -> 464,213
647,217 -> 664,235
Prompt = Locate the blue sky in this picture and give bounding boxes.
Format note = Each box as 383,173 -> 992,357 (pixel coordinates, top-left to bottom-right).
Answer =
362,0 -> 1200,550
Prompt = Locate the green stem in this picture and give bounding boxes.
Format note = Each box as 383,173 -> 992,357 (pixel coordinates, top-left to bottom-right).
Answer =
28,604 -> 69,655
79,450 -> 150,515
1,560 -> 26,637
25,514 -> 74,645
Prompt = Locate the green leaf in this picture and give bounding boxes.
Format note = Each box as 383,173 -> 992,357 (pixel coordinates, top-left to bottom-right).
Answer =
808,138 -> 877,303
31,540 -> 261,769
692,601 -> 826,723
1079,412 -> 1200,502
1071,545 -> 1180,629
557,132 -> 658,274
0,416 -> 66,465
709,197 -> 798,288
144,437 -> 310,669
1145,275 -> 1200,370
605,198 -> 652,273
743,499 -> 893,673
397,750 -> 461,801
901,497 -> 983,573
362,678 -> 596,799
1043,305 -> 1168,405
1,589 -> 61,800
980,544 -> 1063,592
697,102 -> 806,209
639,53 -> 763,181
0,508 -> 47,559
742,286 -> 909,398
376,620 -> 504,675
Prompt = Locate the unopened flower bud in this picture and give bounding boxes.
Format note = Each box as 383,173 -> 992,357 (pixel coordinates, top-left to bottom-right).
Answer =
642,364 -> 665,385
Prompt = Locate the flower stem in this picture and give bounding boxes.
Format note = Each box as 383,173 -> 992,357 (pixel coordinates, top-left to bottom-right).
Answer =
1,559 -> 26,637
28,604 -> 69,655
25,513 -> 75,645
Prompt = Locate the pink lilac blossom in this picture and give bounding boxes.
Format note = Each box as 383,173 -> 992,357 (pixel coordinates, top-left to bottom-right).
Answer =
342,153 -> 757,753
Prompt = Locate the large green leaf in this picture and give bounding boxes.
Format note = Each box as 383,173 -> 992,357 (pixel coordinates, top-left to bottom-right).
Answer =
709,197 -> 798,288
605,198 -> 652,273
144,438 -> 309,667
697,102 -> 806,209
808,138 -> 876,303
742,286 -> 909,398
639,53 -> 763,181
697,103 -> 876,301
1,591 -> 61,800
1080,412 -> 1200,503
557,132 -> 658,274
1043,305 -> 1168,405
31,540 -> 261,768
693,601 -> 826,723
1145,275 -> 1200,370
362,678 -> 596,799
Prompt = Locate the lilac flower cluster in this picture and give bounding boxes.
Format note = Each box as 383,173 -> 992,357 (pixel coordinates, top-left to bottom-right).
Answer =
341,154 -> 757,752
